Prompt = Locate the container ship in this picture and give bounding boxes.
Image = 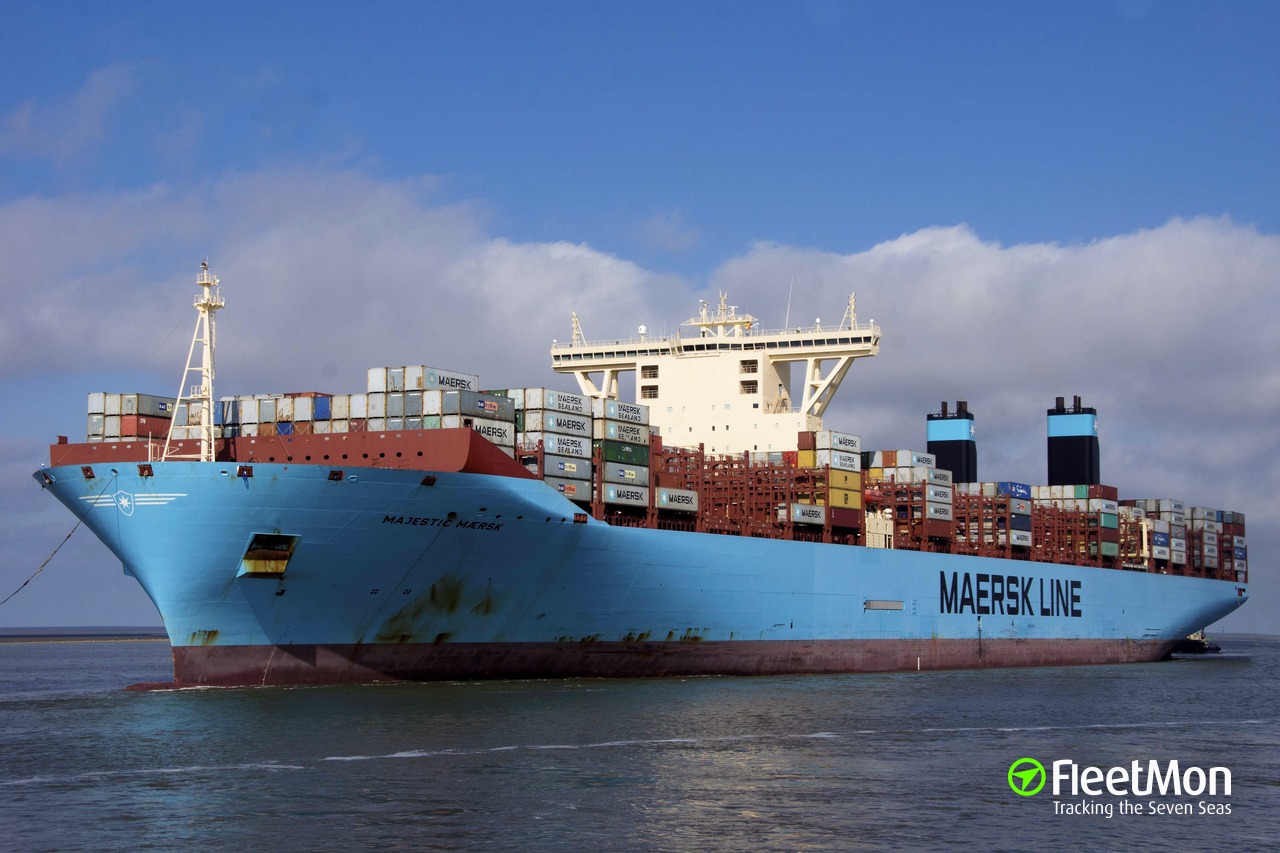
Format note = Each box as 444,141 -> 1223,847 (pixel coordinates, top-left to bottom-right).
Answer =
34,264 -> 1250,687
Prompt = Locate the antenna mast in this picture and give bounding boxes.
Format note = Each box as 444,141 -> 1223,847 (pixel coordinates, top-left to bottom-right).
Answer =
161,261 -> 224,462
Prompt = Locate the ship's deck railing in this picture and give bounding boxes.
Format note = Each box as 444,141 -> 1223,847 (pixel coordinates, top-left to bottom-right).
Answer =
551,321 -> 880,352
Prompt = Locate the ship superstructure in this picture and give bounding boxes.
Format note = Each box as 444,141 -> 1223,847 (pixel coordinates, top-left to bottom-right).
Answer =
551,292 -> 879,454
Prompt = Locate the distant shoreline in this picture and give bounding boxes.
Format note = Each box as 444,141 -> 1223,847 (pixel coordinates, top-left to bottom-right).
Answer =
0,629 -> 168,645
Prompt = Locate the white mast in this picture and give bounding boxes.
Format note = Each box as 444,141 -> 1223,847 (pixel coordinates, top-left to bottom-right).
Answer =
161,260 -> 224,462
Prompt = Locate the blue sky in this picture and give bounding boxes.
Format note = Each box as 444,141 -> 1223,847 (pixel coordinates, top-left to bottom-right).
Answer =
2,1 -> 1278,632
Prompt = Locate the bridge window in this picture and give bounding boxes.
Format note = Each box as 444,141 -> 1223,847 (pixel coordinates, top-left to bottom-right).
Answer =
740,359 -> 758,374
641,365 -> 659,378
641,385 -> 659,399
740,380 -> 758,394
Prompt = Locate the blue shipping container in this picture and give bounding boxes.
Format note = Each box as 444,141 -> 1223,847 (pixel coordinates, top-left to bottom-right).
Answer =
1152,532 -> 1171,547
1010,514 -> 1033,532
313,396 -> 331,420
996,481 -> 1032,500
1234,547 -> 1247,560
277,421 -> 294,436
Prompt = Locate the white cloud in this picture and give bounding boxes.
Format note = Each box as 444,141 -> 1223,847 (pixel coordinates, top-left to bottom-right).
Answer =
634,209 -> 702,253
0,65 -> 136,167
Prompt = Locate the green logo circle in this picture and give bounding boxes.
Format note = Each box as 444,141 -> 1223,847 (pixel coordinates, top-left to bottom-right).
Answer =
1008,757 -> 1046,796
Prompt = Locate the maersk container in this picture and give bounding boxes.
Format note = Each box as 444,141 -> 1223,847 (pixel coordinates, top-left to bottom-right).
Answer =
591,397 -> 649,425
441,415 -> 516,446
925,501 -> 953,521
1171,537 -> 1186,552
657,487 -> 699,512
604,462 -> 648,485
525,388 -> 591,416
897,450 -> 936,467
605,484 -> 649,507
443,391 -> 516,422
543,476 -> 591,501
1171,550 -> 1187,566
1202,531 -> 1220,547
817,430 -> 861,454
420,366 -> 480,393
1010,530 -> 1033,548
367,393 -> 387,419
1089,498 -> 1118,514
521,432 -> 593,459
595,420 -> 651,444
1152,545 -> 1171,560
539,410 -> 592,438
1233,534 -> 1247,548
785,503 -> 826,525
545,455 -> 589,480
923,467 -> 953,486
926,485 -> 953,504
1158,498 -> 1187,514
816,449 -> 861,472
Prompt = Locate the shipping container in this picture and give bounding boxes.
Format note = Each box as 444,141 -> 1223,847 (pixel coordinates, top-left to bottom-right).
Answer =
525,388 -> 592,416
828,488 -> 863,510
816,430 -> 861,454
604,484 -> 650,507
591,397 -> 650,425
656,487 -> 699,512
367,393 -> 386,419
828,469 -> 862,490
597,440 -> 649,466
996,481 -> 1032,500
541,476 -> 591,500
1010,530 -> 1033,548
925,485 -> 953,504
604,462 -> 648,485
785,503 -> 826,525
594,420 -> 652,444
816,449 -> 861,472
440,415 -> 516,446
925,501 -> 953,521
544,455 -> 589,480
537,410 -> 593,437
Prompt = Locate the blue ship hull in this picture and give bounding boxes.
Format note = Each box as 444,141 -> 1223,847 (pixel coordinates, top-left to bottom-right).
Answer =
36,461 -> 1249,686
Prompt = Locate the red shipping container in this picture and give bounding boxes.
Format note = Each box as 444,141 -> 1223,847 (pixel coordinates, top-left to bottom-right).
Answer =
829,506 -> 863,529
119,415 -> 170,439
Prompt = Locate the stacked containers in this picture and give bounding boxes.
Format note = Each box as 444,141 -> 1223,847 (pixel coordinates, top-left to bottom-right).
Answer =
441,390 -> 516,454
1189,507 -> 1222,577
592,398 -> 651,508
926,401 -> 977,483
999,482 -> 1033,548
368,365 -> 480,432
88,393 -> 178,441
520,389 -> 595,500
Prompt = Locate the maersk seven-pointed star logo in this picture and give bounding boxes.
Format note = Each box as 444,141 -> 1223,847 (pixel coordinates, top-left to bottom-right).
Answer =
1008,757 -> 1046,796
114,491 -> 135,517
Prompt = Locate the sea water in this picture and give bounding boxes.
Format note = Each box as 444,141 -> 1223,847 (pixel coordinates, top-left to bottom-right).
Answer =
1,636 -> 1276,851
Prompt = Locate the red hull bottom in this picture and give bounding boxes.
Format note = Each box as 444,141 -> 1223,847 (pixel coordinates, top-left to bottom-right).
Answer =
164,638 -> 1178,688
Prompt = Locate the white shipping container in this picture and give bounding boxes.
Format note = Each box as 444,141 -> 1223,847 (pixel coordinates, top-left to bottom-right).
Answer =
539,410 -> 593,438
104,394 -> 122,416
313,420 -> 330,434
898,450 -> 936,467
421,390 -> 444,416
367,393 -> 386,418
87,392 -> 106,414
1171,538 -> 1187,552
816,430 -> 861,454
786,503 -> 826,525
104,415 -> 121,437
657,487 -> 699,512
1088,499 -> 1119,514
1234,535 -> 1247,547
590,397 -> 650,425
521,432 -> 593,459
350,394 -> 368,418
441,415 -> 516,446
368,417 -> 387,431
924,467 -> 953,486
594,420 -> 652,444
1153,519 -> 1170,534
1171,550 -> 1187,566
1158,498 -> 1186,514
87,414 -> 104,436
331,394 -> 349,420
525,388 -> 591,416
604,484 -> 649,507
240,422 -> 259,437
926,485 -> 954,504
1009,530 -> 1033,548
925,501 -> 953,521
1152,546 -> 1171,560
816,449 -> 861,471
604,462 -> 648,485
420,366 -> 480,392
331,419 -> 349,433
501,388 -> 526,409
367,367 -> 387,393
1201,531 -> 1219,547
